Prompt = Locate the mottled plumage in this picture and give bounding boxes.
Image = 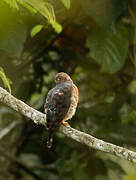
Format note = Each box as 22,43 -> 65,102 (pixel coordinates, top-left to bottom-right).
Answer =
44,72 -> 78,148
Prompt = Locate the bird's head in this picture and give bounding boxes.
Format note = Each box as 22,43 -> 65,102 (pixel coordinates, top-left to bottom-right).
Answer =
55,72 -> 72,84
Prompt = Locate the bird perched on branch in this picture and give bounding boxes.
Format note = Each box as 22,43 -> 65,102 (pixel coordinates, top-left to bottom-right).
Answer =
44,72 -> 79,148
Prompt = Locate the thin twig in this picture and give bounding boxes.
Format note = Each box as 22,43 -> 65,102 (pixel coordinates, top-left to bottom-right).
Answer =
0,121 -> 18,140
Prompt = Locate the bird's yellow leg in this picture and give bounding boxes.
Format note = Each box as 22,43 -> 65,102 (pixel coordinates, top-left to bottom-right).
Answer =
61,120 -> 70,127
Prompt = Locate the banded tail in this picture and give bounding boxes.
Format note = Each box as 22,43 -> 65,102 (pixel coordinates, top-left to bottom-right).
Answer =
46,131 -> 53,148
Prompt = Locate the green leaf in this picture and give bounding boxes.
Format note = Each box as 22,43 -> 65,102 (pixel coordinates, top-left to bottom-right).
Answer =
87,23 -> 129,74
24,0 -> 62,33
60,0 -> 70,9
30,25 -> 44,37
51,21 -> 62,34
2,0 -> 62,33
0,67 -> 12,93
79,0 -> 127,28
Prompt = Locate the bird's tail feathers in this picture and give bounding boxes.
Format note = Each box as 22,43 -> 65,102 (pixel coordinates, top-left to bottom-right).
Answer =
47,131 -> 53,148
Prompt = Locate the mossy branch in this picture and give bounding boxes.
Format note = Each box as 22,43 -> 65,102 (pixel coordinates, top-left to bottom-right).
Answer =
0,87 -> 136,163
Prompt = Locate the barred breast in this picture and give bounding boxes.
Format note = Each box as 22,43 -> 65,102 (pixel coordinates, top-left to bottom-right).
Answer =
63,83 -> 78,121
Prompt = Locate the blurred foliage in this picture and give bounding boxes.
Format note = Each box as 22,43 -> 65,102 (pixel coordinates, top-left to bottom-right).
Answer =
0,67 -> 12,93
2,0 -> 62,33
1,0 -> 136,180
87,22 -> 130,73
60,0 -> 71,9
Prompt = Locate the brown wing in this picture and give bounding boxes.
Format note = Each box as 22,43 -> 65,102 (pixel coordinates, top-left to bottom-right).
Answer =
44,88 -> 54,114
45,82 -> 72,131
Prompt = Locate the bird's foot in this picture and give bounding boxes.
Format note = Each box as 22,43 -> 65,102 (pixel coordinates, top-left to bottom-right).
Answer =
61,120 -> 70,127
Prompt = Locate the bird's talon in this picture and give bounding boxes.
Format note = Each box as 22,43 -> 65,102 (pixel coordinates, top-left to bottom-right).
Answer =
61,120 -> 70,127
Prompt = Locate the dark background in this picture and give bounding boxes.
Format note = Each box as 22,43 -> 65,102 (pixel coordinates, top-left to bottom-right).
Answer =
0,0 -> 136,179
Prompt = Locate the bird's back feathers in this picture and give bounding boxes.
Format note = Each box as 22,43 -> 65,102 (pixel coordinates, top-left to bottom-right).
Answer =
45,81 -> 72,148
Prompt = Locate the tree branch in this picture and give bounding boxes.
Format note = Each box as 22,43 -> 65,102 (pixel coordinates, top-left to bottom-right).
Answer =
0,87 -> 136,163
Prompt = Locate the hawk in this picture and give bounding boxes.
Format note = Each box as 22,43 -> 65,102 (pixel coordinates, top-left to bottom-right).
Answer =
44,72 -> 79,148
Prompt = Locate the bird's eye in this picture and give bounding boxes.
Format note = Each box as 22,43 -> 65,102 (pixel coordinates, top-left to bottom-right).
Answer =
55,77 -> 61,83
57,77 -> 60,81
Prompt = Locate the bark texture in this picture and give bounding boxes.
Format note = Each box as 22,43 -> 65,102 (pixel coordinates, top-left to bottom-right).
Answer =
0,87 -> 136,163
